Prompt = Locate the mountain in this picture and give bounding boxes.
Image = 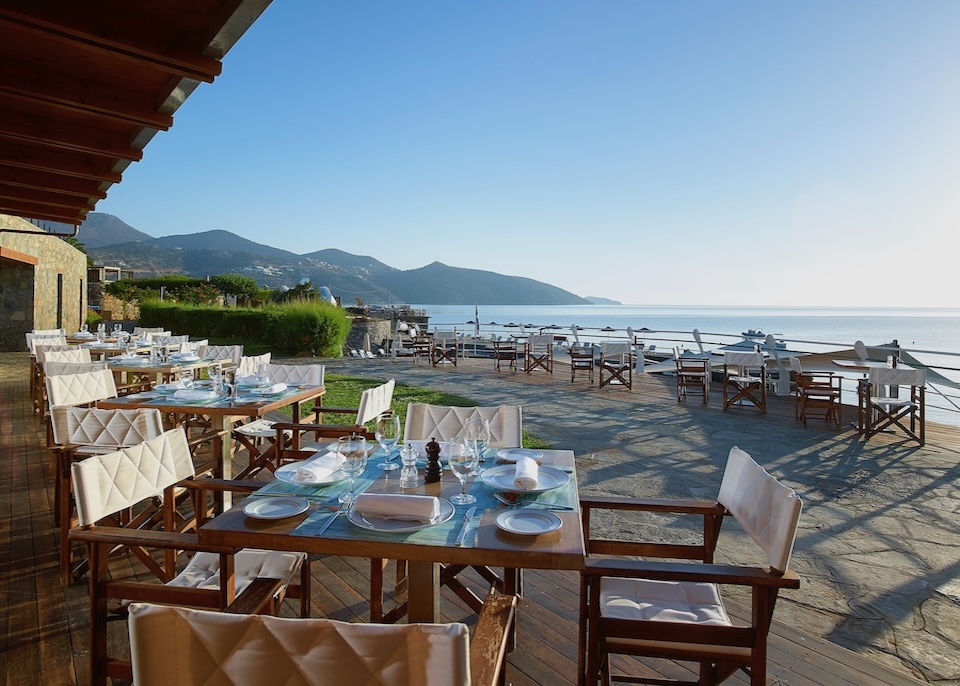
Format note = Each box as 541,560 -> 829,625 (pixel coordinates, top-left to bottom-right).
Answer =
84,214 -> 591,305
585,296 -> 622,305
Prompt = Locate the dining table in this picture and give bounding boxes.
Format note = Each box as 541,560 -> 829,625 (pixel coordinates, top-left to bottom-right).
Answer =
199,448 -> 586,623
104,354 -> 228,387
97,383 -> 325,506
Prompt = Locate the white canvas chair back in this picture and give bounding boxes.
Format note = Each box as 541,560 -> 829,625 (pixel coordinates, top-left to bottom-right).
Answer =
404,403 -> 522,448
266,363 -> 324,386
151,334 -> 189,348
51,407 -> 164,448
718,447 -> 802,573
42,348 -> 92,365
127,603 -> 470,686
133,327 -> 167,338
527,334 -> 553,351
600,341 -> 631,358
28,333 -> 66,353
869,367 -> 925,390
179,338 -> 208,353
355,378 -> 396,426
33,344 -> 74,363
43,361 -> 107,377
143,331 -> 172,341
198,344 -> 243,365
45,369 -> 117,409
238,352 -> 272,377
724,351 -> 764,373
72,429 -> 195,526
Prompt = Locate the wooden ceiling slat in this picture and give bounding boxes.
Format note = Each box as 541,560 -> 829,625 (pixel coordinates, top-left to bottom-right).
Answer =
0,183 -> 97,212
0,164 -> 108,199
0,107 -> 142,162
0,8 -> 222,84
0,141 -> 123,184
0,198 -> 87,225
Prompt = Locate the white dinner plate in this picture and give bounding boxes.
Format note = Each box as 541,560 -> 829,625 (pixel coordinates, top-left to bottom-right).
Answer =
348,498 -> 455,533
243,496 -> 309,520
495,509 -> 562,535
170,354 -> 200,362
496,448 -> 543,463
479,464 -> 570,494
275,459 -> 347,485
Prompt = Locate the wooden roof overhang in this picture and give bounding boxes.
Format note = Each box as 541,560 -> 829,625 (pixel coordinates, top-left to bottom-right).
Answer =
0,0 -> 271,228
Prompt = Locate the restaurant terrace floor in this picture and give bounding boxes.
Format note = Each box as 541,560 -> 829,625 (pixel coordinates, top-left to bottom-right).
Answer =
2,350 -> 957,685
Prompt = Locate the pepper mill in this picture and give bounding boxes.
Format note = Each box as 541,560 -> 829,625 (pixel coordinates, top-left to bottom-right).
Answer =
424,437 -> 442,484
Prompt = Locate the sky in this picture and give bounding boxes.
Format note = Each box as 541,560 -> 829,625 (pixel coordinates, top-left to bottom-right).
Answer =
97,1 -> 960,308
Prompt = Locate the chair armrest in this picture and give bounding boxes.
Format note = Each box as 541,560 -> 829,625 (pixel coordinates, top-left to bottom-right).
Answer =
583,558 -> 801,589
580,495 -> 725,516
470,592 -> 517,686
68,526 -> 237,554
312,405 -> 359,415
179,477 -> 262,494
225,577 -> 284,614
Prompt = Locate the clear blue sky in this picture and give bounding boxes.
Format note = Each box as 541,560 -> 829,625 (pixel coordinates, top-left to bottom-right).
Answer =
97,1 -> 960,308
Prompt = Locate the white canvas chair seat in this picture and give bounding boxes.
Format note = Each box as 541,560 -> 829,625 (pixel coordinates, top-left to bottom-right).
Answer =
128,603 -> 471,686
858,367 -> 926,445
198,344 -> 243,365
169,548 -> 303,595
599,577 -> 731,626
599,341 -> 632,390
580,446 -> 802,686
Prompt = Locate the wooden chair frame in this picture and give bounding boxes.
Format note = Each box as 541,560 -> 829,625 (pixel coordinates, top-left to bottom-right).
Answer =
791,359 -> 842,427
430,331 -> 459,367
857,369 -> 925,445
675,354 -> 710,404
524,335 -> 554,375
493,339 -> 519,372
569,346 -> 595,384
598,342 -> 632,390
722,353 -> 767,413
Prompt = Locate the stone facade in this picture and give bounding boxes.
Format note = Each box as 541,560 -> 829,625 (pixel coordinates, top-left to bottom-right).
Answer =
0,214 -> 87,351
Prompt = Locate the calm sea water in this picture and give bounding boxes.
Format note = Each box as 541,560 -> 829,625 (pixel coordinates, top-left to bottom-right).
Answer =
415,304 -> 960,354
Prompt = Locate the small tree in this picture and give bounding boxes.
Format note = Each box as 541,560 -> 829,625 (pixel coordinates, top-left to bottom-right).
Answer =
210,274 -> 259,305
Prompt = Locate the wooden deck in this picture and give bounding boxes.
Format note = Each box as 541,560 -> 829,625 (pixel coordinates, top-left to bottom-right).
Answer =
0,354 -> 927,685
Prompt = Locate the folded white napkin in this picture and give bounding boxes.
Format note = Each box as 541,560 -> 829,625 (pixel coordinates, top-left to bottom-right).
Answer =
172,389 -> 218,401
514,456 -> 539,490
295,451 -> 345,482
112,353 -> 143,361
251,382 -> 287,394
354,493 -> 440,522
170,353 -> 199,361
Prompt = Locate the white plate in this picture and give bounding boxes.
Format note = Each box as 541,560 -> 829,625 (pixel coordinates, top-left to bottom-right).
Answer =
496,509 -> 562,535
170,354 -> 200,362
496,448 -> 544,463
243,496 -> 309,520
275,459 -> 347,485
479,465 -> 570,494
348,498 -> 455,533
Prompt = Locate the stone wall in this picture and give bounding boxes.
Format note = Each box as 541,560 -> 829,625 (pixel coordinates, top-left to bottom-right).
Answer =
345,318 -> 391,355
0,214 -> 87,351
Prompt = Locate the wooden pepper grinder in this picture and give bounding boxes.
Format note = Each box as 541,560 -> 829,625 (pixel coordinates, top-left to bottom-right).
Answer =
424,437 -> 442,484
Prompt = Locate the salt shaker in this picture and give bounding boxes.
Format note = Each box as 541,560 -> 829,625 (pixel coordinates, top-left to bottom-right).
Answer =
399,443 -> 419,489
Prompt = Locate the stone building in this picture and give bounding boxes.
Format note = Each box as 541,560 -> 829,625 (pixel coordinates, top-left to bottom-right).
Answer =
0,214 -> 87,351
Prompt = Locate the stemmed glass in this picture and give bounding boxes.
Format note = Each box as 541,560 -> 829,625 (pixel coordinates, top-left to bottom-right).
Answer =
447,436 -> 477,505
464,415 -> 491,475
179,368 -> 194,388
375,412 -> 402,470
337,435 -> 368,506
255,362 -> 269,388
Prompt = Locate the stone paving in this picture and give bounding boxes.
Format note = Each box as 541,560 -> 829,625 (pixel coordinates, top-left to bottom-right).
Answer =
310,355 -> 960,685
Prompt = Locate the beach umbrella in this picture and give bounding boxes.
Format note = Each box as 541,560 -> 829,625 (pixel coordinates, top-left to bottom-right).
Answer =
570,325 -> 582,345
693,329 -> 704,354
601,326 -> 616,333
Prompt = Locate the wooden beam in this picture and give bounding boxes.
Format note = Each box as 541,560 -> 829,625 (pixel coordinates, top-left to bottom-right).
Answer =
0,141 -> 124,183
0,164 -> 108,199
0,6 -> 222,83
0,246 -> 40,265
0,110 -> 142,162
0,183 -> 97,212
0,199 -> 87,225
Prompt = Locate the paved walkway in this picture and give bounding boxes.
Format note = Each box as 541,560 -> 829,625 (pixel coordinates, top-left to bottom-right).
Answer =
311,355 -> 960,684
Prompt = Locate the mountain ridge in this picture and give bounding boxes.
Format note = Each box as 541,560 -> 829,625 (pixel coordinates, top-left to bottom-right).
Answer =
79,213 -> 590,305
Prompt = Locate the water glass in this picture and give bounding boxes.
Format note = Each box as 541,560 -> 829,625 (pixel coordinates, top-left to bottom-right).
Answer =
255,362 -> 269,388
337,435 -> 368,506
179,368 -> 194,388
375,412 -> 402,470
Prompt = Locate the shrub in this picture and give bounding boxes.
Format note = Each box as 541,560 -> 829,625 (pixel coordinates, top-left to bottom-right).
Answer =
267,301 -> 351,356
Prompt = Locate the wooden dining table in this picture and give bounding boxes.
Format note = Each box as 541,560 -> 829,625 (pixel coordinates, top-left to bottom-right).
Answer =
199,449 -> 586,623
97,383 -> 325,505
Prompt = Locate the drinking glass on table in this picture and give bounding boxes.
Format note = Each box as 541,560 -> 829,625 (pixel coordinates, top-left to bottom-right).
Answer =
447,437 -> 477,505
255,362 -> 269,388
337,435 -> 368,506
179,368 -> 194,388
375,411 -> 402,471
464,415 -> 491,475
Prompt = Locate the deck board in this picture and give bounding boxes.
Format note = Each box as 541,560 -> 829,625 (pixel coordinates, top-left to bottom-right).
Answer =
0,353 -> 929,686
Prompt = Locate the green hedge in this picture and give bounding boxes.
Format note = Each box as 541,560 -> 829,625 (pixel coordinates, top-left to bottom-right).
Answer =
138,301 -> 351,356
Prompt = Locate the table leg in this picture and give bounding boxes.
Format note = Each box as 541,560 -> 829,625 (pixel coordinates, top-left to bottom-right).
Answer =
407,560 -> 440,623
219,414 -> 234,508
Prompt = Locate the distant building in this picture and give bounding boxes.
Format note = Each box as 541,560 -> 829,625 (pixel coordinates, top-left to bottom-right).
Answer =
0,214 -> 87,351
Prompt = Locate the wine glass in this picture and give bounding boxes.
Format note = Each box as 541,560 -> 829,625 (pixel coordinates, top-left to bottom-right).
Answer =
464,415 -> 491,475
337,435 -> 368,506
375,412 -> 402,470
447,437 -> 477,505
255,362 -> 269,388
179,368 -> 194,388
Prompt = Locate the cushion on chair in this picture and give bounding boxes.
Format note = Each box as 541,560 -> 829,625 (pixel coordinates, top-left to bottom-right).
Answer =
718,447 -> 802,573
233,418 -> 281,438
169,548 -> 305,595
128,603 -> 470,686
599,577 -> 731,625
